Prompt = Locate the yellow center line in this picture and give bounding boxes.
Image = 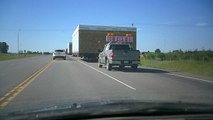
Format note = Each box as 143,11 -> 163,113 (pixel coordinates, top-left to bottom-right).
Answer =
0,61 -> 54,109
4,93 -> 11,97
0,97 -> 5,102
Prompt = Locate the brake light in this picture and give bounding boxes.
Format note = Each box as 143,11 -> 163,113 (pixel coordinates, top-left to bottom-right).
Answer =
109,51 -> 114,58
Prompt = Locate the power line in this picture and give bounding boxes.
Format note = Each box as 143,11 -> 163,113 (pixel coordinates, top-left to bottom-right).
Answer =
0,29 -> 73,32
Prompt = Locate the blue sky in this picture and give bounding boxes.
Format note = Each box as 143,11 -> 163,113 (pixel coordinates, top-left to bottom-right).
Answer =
0,0 -> 213,53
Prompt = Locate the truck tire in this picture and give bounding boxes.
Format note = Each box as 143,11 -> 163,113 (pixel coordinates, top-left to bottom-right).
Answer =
132,65 -> 138,71
98,59 -> 102,68
106,59 -> 112,71
119,65 -> 124,70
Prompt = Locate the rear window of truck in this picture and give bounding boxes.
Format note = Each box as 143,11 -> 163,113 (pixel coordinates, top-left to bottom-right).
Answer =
110,45 -> 130,50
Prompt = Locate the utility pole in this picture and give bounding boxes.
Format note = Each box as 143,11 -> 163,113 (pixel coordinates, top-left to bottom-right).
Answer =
17,29 -> 21,54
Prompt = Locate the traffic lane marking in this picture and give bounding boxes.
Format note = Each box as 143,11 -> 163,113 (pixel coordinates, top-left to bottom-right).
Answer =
77,60 -> 136,90
167,73 -> 213,83
0,61 -> 54,109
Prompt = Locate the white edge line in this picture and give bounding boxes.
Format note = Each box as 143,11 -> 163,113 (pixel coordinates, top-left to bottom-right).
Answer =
78,60 -> 136,90
168,73 -> 213,83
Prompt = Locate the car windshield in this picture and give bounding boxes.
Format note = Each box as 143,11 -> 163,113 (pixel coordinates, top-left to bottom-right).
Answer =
0,0 -> 213,119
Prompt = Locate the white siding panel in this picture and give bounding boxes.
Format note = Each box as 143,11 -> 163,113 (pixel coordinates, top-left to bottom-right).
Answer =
72,30 -> 79,53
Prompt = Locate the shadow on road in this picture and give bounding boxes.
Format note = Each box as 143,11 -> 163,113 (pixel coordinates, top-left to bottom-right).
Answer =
66,57 -> 76,61
81,59 -> 98,63
112,67 -> 169,73
138,68 -> 169,73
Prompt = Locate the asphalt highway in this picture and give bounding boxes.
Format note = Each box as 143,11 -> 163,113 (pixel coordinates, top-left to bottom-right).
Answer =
1,55 -> 213,112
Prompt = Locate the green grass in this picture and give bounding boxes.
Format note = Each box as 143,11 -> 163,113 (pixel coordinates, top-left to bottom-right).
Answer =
140,56 -> 213,78
0,53 -> 39,61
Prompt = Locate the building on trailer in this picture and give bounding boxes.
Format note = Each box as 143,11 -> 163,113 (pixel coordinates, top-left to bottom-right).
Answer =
72,25 -> 137,60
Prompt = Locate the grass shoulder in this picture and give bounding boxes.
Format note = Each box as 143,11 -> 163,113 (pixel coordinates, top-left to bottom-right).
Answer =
140,56 -> 213,78
0,53 -> 40,61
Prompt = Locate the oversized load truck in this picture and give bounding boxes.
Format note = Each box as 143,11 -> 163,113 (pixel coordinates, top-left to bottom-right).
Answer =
72,25 -> 137,61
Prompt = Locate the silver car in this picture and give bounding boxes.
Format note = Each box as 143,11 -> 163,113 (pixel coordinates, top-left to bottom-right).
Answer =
53,49 -> 66,60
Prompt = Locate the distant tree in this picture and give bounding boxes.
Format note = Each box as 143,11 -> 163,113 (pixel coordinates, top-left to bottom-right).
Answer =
0,42 -> 9,53
146,52 -> 155,59
145,49 -> 213,61
27,51 -> 32,54
155,49 -> 161,54
159,53 -> 166,61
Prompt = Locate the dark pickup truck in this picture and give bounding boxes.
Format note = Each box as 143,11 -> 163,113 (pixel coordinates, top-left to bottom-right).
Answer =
98,42 -> 140,71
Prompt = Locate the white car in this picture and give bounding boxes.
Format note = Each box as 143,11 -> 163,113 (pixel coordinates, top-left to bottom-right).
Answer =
53,49 -> 66,60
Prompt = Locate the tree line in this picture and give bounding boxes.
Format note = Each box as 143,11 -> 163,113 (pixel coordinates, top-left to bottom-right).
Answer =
0,42 -> 9,53
0,42 -> 50,54
142,49 -> 213,62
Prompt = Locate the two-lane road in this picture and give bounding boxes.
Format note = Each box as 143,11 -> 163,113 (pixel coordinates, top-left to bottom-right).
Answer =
0,55 -> 52,97
1,55 -> 213,111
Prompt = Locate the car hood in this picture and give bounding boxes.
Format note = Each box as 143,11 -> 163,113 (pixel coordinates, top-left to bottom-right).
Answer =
1,100 -> 213,119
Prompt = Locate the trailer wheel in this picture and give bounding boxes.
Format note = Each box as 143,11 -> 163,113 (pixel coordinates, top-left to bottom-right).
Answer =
106,59 -> 112,71
119,65 -> 124,70
132,65 -> 138,71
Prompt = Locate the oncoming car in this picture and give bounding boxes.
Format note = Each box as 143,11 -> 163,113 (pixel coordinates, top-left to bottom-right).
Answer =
53,49 -> 66,60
